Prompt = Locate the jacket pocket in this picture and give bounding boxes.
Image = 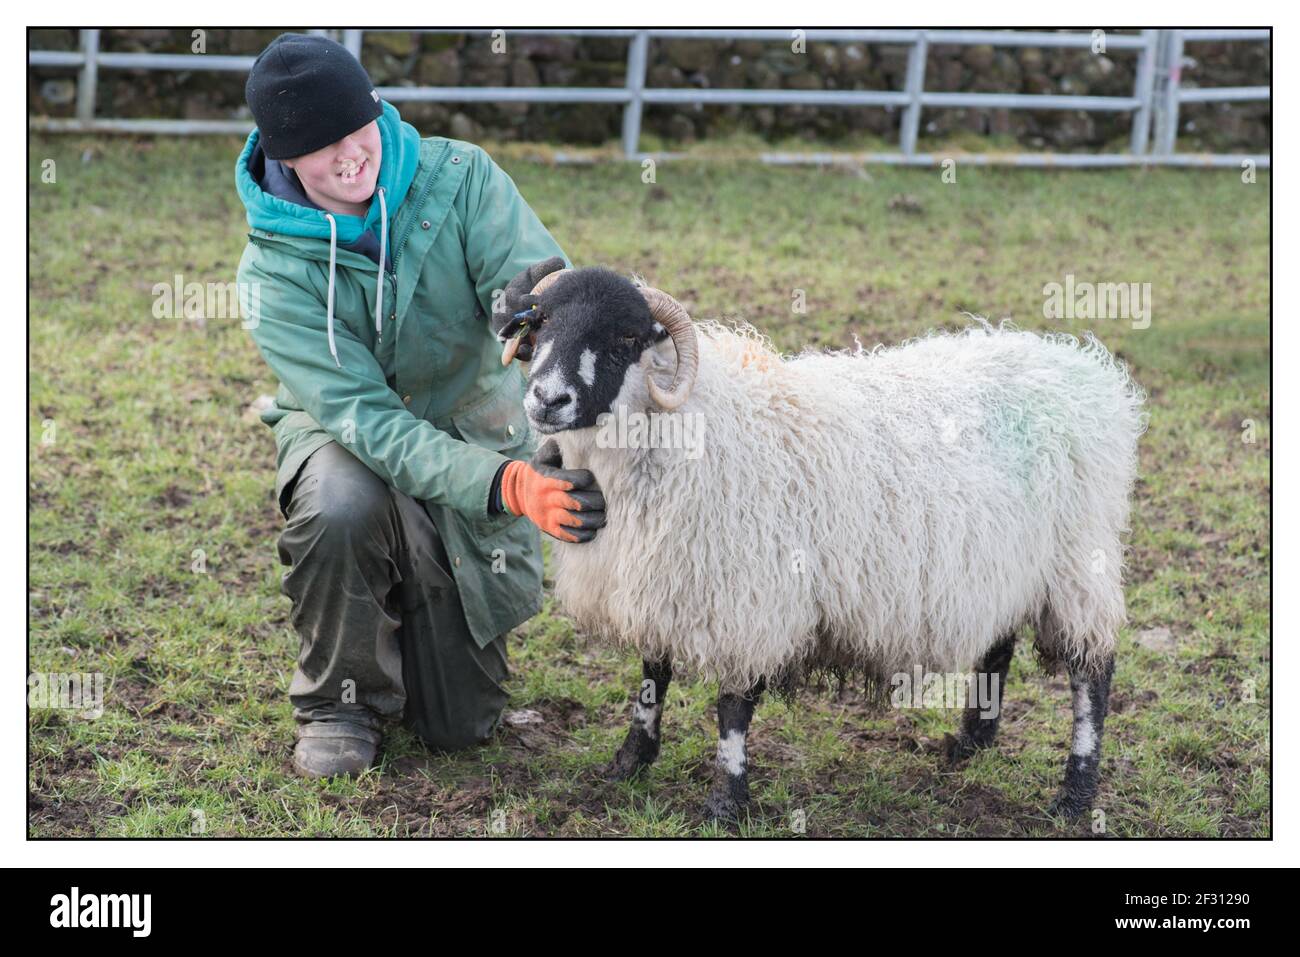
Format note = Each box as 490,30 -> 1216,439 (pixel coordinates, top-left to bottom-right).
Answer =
451,366 -> 533,455
451,367 -> 536,537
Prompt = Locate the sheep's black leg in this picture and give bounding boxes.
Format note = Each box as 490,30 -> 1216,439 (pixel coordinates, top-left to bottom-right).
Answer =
605,658 -> 672,781
944,632 -> 1016,765
705,682 -> 764,823
1048,655 -> 1115,819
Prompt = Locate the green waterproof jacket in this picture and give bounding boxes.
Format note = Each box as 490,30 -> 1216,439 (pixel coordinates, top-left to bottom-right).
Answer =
235,101 -> 569,648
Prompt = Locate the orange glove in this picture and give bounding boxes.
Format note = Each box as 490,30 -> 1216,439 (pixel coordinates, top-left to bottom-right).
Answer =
501,443 -> 606,543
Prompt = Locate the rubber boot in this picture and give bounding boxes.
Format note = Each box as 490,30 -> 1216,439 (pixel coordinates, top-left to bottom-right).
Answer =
292,721 -> 382,778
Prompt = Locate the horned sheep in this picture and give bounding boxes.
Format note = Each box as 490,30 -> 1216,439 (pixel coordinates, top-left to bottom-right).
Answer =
496,258 -> 1146,822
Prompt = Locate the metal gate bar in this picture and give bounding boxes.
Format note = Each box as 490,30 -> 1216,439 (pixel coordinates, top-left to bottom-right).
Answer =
1152,28 -> 1270,157
28,28 -> 1271,168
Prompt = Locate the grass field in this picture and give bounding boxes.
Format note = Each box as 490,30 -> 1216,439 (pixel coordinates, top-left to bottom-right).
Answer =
28,134 -> 1270,837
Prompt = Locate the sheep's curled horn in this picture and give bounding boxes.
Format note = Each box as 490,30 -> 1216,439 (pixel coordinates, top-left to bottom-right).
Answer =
636,285 -> 699,410
500,269 -> 700,411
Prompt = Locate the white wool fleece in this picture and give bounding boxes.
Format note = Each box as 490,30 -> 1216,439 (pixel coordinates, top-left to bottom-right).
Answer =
548,320 -> 1147,694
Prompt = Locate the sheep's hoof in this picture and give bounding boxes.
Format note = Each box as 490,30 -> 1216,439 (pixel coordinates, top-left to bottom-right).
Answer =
705,774 -> 749,824
603,738 -> 658,782
1046,790 -> 1092,820
941,732 -> 978,766
705,789 -> 745,824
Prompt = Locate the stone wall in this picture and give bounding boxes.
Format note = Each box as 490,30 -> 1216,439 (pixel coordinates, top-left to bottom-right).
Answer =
29,29 -> 1271,152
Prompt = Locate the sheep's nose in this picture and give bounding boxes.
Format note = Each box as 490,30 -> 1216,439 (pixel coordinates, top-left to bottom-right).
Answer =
525,377 -> 580,428
531,383 -> 572,411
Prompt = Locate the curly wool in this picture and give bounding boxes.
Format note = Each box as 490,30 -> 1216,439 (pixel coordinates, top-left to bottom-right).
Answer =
548,320 -> 1147,694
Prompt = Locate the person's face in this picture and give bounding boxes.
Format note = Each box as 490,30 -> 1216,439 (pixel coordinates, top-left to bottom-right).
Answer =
282,121 -> 382,209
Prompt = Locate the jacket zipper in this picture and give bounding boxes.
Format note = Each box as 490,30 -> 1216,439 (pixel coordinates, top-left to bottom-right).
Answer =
381,145 -> 449,345
391,142 -> 451,273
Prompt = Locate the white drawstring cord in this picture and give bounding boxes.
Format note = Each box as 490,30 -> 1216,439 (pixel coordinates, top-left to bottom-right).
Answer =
325,188 -> 385,366
324,213 -> 340,368
375,187 -> 388,343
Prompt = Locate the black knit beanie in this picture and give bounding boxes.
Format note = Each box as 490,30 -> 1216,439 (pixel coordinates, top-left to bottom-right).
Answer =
245,33 -> 383,160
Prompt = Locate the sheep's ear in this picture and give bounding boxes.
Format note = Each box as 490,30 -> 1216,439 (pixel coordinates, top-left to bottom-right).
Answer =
646,326 -> 676,368
496,258 -> 566,336
504,256 -> 566,304
495,293 -> 541,343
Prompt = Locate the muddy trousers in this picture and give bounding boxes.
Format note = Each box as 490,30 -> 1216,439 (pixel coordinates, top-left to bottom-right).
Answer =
276,442 -> 509,751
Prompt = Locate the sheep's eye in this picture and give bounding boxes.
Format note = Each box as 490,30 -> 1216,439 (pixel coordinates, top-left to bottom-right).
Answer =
621,335 -> 638,345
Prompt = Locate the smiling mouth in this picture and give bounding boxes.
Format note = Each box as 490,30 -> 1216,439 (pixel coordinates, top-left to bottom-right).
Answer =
339,158 -> 366,184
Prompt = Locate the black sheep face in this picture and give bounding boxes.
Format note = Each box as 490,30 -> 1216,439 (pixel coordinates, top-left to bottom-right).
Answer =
521,267 -> 670,434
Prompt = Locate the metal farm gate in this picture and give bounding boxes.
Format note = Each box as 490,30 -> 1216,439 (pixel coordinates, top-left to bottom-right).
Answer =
28,28 -> 1271,168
